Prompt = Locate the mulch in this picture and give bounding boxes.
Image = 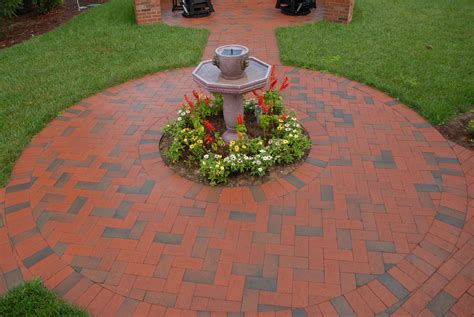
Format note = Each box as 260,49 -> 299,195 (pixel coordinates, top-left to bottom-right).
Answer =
436,110 -> 474,150
1,0 -> 106,48
159,114 -> 310,187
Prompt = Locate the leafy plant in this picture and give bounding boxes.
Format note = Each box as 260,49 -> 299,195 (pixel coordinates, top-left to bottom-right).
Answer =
0,278 -> 87,317
0,0 -> 22,17
34,0 -> 63,13
468,119 -> 474,136
163,68 -> 310,185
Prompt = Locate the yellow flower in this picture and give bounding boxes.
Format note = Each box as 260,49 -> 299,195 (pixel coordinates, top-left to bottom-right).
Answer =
242,144 -> 247,149
230,140 -> 236,146
277,125 -> 283,130
283,140 -> 289,144
190,144 -> 195,149
197,139 -> 203,144
234,146 -> 239,152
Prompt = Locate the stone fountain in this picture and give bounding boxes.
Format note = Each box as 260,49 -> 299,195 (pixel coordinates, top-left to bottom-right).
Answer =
192,45 -> 271,143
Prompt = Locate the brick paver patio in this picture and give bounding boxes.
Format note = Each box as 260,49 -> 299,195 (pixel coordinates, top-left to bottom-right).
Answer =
1,1 -> 473,316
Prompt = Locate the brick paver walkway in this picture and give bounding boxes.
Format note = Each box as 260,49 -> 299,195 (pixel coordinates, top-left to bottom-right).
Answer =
1,1 -> 473,316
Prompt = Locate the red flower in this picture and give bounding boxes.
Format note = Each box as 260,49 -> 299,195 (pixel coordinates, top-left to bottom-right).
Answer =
269,78 -> 278,91
258,96 -> 269,113
204,96 -> 210,106
184,95 -> 194,111
279,76 -> 289,91
192,90 -> 200,104
205,135 -> 214,145
280,113 -> 288,120
237,114 -> 243,125
204,120 -> 215,132
270,65 -> 276,82
252,90 -> 260,97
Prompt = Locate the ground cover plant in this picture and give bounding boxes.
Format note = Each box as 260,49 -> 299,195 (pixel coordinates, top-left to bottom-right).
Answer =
161,69 -> 311,185
0,0 -> 209,187
277,0 -> 474,125
0,278 -> 88,317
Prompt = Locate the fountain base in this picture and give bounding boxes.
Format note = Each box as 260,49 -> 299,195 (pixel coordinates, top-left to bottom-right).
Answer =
222,93 -> 244,143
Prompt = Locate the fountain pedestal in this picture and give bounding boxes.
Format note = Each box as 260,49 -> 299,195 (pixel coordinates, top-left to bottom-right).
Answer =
222,94 -> 244,142
192,45 -> 271,143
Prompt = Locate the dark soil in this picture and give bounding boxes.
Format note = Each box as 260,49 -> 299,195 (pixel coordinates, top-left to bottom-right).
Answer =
159,114 -> 310,187
436,111 -> 474,150
1,0 -> 106,49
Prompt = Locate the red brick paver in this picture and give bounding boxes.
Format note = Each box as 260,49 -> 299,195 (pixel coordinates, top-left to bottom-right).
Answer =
1,0 -> 473,316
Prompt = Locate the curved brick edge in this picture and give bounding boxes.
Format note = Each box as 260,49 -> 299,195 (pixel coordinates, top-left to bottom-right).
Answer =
304,143 -> 473,316
0,188 -> 26,294
1,68 -> 471,316
138,117 -> 331,204
1,144 -> 130,316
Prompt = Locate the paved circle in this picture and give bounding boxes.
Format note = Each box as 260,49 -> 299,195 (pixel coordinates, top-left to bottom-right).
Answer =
3,65 -> 468,315
1,0 -> 471,315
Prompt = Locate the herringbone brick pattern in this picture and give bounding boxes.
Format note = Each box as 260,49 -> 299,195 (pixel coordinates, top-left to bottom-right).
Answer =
1,0 -> 472,316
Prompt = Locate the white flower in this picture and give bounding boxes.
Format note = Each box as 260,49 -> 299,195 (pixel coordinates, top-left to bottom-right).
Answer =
258,167 -> 263,172
177,117 -> 182,121
268,140 -> 273,144
255,160 -> 261,165
204,154 -> 209,159
186,110 -> 190,114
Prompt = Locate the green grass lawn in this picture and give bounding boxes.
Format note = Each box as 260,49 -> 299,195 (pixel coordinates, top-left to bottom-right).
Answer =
0,0 -> 208,187
0,278 -> 87,316
277,0 -> 473,125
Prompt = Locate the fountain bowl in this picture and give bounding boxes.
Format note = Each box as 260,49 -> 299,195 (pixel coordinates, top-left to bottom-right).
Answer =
212,44 -> 250,80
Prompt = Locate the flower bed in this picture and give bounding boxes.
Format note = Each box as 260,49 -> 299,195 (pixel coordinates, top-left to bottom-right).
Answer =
161,69 -> 311,186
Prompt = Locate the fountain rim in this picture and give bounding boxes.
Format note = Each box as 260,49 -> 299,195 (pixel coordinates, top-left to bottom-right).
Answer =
191,56 -> 272,94
214,44 -> 250,57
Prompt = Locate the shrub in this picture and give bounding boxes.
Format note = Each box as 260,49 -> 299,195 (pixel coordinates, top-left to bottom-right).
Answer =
468,119 -> 474,136
34,0 -> 64,14
0,0 -> 22,17
163,70 -> 311,185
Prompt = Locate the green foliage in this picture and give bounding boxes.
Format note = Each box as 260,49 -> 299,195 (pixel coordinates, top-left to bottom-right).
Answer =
277,0 -> 474,125
0,0 -> 22,17
199,153 -> 229,185
0,0 -> 209,187
468,119 -> 474,135
34,0 -> 63,13
0,278 -> 88,317
264,90 -> 285,115
164,86 -> 310,185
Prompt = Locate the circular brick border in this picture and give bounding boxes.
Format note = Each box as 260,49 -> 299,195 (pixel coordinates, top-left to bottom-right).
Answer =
1,66 -> 469,316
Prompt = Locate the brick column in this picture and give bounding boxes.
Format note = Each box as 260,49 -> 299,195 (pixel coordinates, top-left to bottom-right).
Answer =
134,0 -> 161,25
324,0 -> 355,24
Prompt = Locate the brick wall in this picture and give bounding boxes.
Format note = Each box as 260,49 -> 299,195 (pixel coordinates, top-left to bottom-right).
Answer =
323,0 -> 355,24
134,0 -> 161,25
